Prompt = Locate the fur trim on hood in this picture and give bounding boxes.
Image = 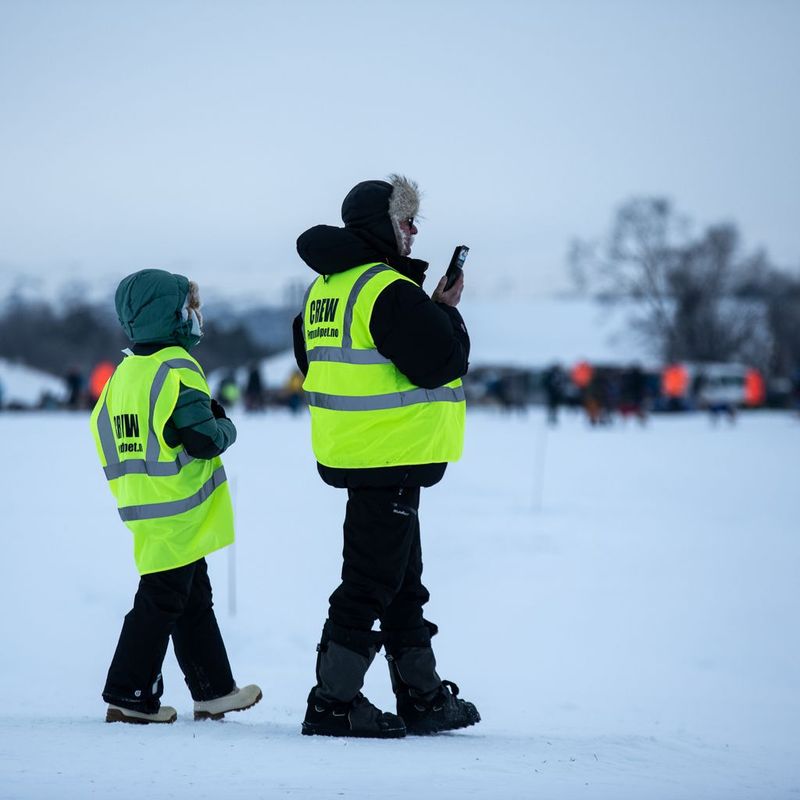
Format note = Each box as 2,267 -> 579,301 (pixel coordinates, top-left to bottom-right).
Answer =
387,174 -> 421,223
335,174 -> 423,257
187,280 -> 203,327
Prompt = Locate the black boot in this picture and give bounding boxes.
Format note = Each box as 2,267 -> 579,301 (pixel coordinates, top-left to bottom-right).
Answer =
393,675 -> 481,734
301,622 -> 405,739
302,687 -> 406,739
385,632 -> 480,735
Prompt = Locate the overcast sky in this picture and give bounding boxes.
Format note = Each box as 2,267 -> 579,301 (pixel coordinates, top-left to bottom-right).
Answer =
1,0 -> 798,302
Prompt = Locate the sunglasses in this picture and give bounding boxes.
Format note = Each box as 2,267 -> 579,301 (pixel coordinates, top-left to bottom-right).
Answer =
404,217 -> 415,228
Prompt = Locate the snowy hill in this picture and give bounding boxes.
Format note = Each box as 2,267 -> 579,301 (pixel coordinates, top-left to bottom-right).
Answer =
461,296 -> 648,368
0,409 -> 797,798
0,358 -> 65,407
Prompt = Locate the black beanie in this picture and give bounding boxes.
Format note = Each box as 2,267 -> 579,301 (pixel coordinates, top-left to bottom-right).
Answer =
341,180 -> 398,253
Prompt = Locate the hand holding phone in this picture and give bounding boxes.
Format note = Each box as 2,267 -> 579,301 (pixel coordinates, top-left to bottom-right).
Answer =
444,245 -> 469,291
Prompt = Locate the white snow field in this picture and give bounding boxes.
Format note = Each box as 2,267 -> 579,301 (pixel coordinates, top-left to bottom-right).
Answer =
0,409 -> 798,799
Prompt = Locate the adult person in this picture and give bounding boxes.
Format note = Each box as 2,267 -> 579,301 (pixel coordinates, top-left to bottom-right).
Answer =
65,365 -> 85,410
292,175 -> 480,738
542,362 -> 566,425
244,362 -> 265,411
620,363 -> 648,424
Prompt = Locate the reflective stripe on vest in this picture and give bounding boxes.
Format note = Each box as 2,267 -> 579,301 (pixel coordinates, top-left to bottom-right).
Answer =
95,358 -> 200,480
340,264 -> 388,348
306,385 -> 465,411
118,465 -> 227,521
306,347 -> 391,365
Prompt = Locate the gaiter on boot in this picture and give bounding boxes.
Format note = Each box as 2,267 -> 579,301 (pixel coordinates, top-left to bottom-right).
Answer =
385,624 -> 480,734
302,620 -> 405,738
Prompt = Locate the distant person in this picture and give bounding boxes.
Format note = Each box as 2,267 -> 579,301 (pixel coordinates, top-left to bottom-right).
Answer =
620,364 -> 648,424
585,370 -> 612,426
293,174 -> 479,738
606,370 -> 622,418
89,269 -> 261,725
744,368 -> 765,408
495,374 -> 516,411
217,372 -> 241,408
542,363 -> 566,425
65,366 -> 85,410
284,369 -> 304,414
571,360 -> 593,395
571,360 -> 593,418
485,372 -> 505,409
662,363 -> 688,412
244,362 -> 265,411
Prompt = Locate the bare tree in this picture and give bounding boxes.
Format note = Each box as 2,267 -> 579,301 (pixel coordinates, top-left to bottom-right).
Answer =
736,260 -> 800,377
573,197 -> 774,366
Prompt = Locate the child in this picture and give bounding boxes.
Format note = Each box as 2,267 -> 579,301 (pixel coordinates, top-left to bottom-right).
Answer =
90,269 -> 261,724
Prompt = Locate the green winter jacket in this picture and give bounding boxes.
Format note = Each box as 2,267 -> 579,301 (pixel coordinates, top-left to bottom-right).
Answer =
115,269 -> 236,457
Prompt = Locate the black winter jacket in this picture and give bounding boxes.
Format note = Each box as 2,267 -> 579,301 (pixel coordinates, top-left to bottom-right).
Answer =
293,225 -> 470,489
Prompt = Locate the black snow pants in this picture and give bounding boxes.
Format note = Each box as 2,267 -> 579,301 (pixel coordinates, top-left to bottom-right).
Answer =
327,486 -> 430,637
103,557 -> 234,713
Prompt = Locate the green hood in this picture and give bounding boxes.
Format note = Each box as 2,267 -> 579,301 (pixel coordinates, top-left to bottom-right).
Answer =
115,269 -> 198,348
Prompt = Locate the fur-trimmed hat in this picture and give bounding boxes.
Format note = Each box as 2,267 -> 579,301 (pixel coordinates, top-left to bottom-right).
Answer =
186,280 -> 203,328
386,174 -> 420,225
341,174 -> 421,254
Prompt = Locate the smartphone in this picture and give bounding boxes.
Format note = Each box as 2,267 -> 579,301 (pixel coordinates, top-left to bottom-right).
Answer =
444,245 -> 469,291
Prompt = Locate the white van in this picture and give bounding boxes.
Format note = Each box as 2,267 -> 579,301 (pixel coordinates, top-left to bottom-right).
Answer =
689,363 -> 748,408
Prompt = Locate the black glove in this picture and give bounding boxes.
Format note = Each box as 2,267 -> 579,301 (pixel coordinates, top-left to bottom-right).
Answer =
211,399 -> 228,420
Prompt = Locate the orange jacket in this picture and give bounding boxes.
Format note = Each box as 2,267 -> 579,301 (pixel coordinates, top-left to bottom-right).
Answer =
744,369 -> 765,406
571,361 -> 593,389
662,364 -> 688,398
89,361 -> 115,403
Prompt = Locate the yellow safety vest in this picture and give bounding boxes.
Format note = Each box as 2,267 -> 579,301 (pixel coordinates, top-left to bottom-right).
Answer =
89,346 -> 234,574
302,262 -> 466,468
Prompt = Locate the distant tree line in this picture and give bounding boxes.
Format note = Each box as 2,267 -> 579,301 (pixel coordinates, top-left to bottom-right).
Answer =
0,288 -> 296,379
570,198 -> 800,377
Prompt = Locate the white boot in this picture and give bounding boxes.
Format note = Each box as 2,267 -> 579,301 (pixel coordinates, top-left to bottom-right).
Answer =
106,704 -> 177,724
194,684 -> 262,720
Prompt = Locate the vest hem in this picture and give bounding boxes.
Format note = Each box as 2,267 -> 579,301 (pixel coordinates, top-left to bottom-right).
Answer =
135,537 -> 235,576
317,462 -> 448,489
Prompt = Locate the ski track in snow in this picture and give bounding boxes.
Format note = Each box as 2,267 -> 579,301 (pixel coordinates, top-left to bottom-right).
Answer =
0,409 -> 798,799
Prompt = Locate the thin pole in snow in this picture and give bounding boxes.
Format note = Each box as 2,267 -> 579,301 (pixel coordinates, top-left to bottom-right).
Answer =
228,476 -> 237,617
532,412 -> 548,512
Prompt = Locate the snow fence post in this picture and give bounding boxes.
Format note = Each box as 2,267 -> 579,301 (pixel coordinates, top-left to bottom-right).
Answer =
533,411 -> 548,512
228,475 -> 237,617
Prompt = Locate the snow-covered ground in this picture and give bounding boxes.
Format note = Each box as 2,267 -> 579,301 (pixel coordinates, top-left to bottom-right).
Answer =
0,409 -> 798,799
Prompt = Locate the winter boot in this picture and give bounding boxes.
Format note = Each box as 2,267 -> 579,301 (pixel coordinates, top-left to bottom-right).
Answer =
302,688 -> 406,739
386,638 -> 480,734
194,683 -> 263,720
106,703 -> 177,724
301,622 -> 405,738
